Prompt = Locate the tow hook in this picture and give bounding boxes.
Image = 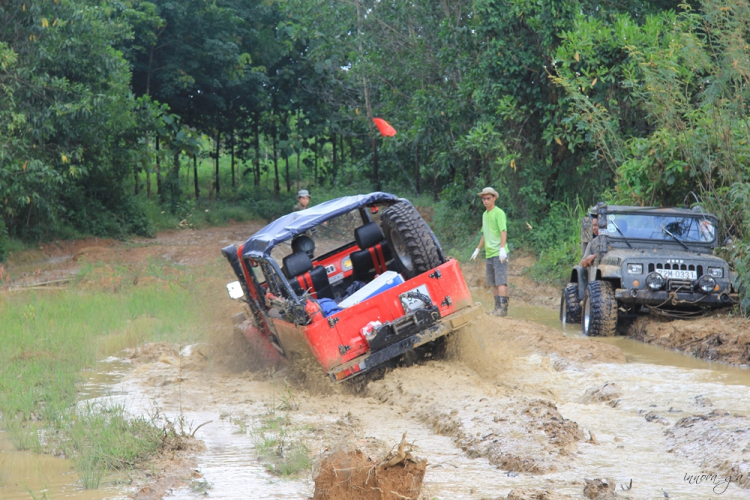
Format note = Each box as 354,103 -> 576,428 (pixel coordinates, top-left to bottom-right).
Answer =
630,289 -> 638,298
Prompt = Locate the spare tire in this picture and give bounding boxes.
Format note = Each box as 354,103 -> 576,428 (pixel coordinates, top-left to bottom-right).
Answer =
381,202 -> 444,279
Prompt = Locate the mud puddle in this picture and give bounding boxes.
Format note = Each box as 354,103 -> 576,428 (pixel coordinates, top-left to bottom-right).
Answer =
473,285 -> 750,387
0,430 -> 130,500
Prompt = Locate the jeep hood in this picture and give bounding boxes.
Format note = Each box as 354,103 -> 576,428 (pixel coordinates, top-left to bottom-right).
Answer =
602,248 -> 727,266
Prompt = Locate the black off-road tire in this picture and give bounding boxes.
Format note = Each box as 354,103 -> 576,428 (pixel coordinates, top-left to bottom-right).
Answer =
560,282 -> 582,324
582,280 -> 618,336
381,202 -> 444,279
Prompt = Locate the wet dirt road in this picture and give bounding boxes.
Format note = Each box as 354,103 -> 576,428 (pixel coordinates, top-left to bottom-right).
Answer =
2,223 -> 750,499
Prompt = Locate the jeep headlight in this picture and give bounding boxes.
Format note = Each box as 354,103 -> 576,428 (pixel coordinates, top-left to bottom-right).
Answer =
697,275 -> 716,293
627,263 -> 643,274
646,272 -> 665,291
708,266 -> 723,278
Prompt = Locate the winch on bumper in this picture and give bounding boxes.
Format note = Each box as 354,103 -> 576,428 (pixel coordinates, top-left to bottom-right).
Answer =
615,288 -> 736,306
328,303 -> 483,382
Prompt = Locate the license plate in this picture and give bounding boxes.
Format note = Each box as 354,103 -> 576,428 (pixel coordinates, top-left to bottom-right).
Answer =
399,285 -> 432,311
657,269 -> 697,280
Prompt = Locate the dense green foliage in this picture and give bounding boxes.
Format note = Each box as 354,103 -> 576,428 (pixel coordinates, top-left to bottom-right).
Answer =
2,0 -> 750,305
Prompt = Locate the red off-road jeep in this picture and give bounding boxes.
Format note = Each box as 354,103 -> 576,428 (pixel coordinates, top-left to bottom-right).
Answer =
222,192 -> 481,382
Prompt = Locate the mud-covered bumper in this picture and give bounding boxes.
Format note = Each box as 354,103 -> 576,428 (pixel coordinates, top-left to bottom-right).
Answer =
615,289 -> 736,307
328,303 -> 484,382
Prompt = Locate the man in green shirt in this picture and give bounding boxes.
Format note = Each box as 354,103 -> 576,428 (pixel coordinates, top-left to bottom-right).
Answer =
470,187 -> 509,316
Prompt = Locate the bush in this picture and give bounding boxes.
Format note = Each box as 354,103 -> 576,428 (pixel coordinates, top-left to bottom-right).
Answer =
525,200 -> 587,283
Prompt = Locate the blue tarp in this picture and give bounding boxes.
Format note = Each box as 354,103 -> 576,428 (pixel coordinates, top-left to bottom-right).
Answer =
241,192 -> 401,258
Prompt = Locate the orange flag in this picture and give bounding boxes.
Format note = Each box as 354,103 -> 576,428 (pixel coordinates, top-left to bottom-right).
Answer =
373,118 -> 397,137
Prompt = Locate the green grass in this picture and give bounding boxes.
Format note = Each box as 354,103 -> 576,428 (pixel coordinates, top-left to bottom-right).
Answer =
0,263 -> 207,488
66,402 -> 163,489
246,384 -> 312,478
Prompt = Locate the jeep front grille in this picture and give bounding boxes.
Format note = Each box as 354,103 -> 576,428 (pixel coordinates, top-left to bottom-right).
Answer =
648,262 -> 703,278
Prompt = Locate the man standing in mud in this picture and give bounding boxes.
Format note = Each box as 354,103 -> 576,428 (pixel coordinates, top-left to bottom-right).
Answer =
294,189 -> 311,212
470,187 -> 509,316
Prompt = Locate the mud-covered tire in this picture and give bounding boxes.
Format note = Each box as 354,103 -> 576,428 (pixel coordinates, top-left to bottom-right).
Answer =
582,281 -> 618,336
381,202 -> 444,279
560,282 -> 582,324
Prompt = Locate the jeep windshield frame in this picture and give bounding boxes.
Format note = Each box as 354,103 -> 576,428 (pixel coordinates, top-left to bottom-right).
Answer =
600,206 -> 719,250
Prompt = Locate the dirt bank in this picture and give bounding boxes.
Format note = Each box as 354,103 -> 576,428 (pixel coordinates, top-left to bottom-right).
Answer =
626,311 -> 750,366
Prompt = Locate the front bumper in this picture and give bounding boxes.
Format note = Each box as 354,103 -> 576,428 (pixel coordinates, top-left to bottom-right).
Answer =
615,289 -> 736,307
328,302 -> 483,382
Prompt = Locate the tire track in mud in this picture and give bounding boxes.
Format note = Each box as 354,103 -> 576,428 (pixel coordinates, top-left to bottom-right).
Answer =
366,362 -> 584,475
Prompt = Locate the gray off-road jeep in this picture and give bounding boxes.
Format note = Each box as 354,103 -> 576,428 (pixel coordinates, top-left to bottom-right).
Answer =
560,203 -> 737,336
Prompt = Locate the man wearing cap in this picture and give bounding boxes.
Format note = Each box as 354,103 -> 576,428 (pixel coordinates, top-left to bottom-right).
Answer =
470,187 -> 509,316
294,190 -> 311,212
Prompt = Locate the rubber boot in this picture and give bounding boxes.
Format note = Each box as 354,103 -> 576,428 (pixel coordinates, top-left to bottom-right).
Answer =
493,296 -> 509,317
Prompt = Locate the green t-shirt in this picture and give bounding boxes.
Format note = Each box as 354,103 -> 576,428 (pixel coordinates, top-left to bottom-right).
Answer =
482,206 -> 507,258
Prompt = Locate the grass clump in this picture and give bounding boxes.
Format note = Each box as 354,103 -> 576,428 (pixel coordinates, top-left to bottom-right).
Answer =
244,383 -> 312,478
65,402 -> 163,488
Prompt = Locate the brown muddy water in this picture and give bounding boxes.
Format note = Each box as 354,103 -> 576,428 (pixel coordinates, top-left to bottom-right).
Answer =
3,292 -> 750,499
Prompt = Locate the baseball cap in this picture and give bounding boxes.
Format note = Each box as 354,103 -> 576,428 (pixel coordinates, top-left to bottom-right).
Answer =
297,189 -> 310,198
477,187 -> 499,198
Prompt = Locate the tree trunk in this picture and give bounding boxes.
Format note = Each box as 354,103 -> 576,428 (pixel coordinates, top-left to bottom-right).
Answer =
254,114 -> 261,186
331,133 -> 338,184
433,166 -> 439,202
273,129 -> 280,195
372,136 -> 379,190
284,153 -> 290,192
348,136 -> 354,167
296,149 -> 300,192
134,163 -> 140,195
155,135 -> 162,195
362,76 -> 379,190
415,142 -> 420,195
193,154 -> 200,199
314,139 -> 318,185
230,132 -> 236,188
172,151 -> 181,200
340,135 -> 345,167
214,131 -> 221,198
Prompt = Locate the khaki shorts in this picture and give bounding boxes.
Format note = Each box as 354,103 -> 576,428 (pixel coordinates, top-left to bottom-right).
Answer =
485,256 -> 508,287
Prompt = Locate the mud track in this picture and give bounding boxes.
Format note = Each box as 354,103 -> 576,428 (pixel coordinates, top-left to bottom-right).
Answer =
4,223 -> 750,499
